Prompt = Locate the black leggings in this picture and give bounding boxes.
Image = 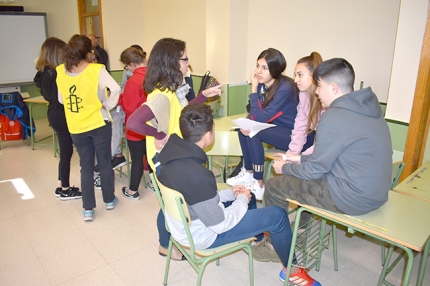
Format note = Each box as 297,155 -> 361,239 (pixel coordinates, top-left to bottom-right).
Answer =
49,110 -> 73,188
127,139 -> 152,191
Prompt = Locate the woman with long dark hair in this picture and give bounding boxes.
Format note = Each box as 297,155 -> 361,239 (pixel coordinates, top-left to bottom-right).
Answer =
127,37 -> 222,260
227,48 -> 306,200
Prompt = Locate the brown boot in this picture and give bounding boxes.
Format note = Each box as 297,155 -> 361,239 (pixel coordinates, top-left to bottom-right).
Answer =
158,245 -> 186,261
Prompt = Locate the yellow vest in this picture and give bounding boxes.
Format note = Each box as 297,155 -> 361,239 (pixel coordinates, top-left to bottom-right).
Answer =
56,63 -> 105,134
146,89 -> 183,170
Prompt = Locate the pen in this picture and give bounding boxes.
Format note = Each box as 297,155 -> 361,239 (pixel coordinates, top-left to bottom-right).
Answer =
406,167 -> 427,184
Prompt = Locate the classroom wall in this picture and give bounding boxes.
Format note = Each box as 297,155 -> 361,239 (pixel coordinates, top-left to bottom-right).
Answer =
103,0 -> 207,74
102,0 -> 146,68
244,0 -> 399,103
385,0 -> 428,123
13,0 -> 79,43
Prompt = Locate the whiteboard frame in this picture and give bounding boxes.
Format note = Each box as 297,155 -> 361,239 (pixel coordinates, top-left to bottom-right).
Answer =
0,12 -> 48,87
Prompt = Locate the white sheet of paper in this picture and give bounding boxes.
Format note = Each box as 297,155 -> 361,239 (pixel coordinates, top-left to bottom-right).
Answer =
229,117 -> 276,138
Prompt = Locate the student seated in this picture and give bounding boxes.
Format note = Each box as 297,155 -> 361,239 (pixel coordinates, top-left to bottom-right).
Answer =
157,104 -> 321,285
286,52 -> 324,156
226,48 -> 313,200
257,58 -> 392,260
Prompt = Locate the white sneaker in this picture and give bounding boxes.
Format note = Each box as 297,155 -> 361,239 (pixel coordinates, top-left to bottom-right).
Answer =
244,179 -> 265,201
226,167 -> 254,186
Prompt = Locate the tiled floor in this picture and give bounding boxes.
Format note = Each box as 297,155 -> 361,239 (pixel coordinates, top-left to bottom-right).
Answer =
0,118 -> 429,285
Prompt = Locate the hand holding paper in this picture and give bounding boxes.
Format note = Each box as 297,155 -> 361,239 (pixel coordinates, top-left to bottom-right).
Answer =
229,117 -> 276,138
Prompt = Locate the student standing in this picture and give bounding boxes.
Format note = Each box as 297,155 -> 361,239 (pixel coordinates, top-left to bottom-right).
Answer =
126,37 -> 222,260
118,47 -> 150,200
34,37 -> 81,200
56,34 -> 121,221
87,34 -> 109,71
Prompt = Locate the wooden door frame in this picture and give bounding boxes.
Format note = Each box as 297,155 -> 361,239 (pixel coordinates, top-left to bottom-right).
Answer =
77,0 -> 105,48
401,3 -> 430,180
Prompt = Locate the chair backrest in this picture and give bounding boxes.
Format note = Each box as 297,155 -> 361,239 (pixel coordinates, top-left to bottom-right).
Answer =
151,173 -> 191,231
150,173 -> 170,233
156,177 -> 191,226
391,161 -> 405,189
150,174 -> 198,253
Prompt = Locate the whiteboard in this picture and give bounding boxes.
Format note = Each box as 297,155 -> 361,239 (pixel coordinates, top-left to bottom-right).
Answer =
0,13 -> 47,86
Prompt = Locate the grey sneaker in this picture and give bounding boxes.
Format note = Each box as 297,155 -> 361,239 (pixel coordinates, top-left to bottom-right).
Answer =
252,239 -> 281,263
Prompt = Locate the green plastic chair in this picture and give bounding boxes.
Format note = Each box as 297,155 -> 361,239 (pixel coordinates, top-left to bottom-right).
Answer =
150,173 -> 255,286
390,161 -> 405,190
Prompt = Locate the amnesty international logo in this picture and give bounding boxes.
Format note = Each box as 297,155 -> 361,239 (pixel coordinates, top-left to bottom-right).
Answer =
66,85 -> 83,113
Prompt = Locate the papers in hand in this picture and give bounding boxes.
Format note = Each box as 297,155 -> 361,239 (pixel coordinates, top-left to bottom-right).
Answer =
229,117 -> 276,138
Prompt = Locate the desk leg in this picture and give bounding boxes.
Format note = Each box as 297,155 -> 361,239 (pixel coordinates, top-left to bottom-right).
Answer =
284,207 -> 304,286
417,237 -> 430,286
315,218 -> 327,271
52,128 -> 57,157
29,102 -> 35,150
208,155 -> 212,171
332,223 -> 339,271
378,245 -> 394,286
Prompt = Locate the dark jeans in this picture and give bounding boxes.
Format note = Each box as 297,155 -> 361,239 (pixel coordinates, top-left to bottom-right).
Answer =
238,126 -> 315,180
71,122 -> 115,209
48,108 -> 73,188
265,175 -> 343,225
157,193 -> 264,248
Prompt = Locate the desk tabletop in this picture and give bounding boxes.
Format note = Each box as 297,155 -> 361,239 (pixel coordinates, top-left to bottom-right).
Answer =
292,191 -> 430,251
213,113 -> 247,131
24,95 -> 48,104
206,114 -> 247,156
205,131 -> 242,156
394,161 -> 430,202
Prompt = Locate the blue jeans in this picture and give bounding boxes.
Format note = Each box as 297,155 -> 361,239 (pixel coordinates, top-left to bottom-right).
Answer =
110,106 -> 125,157
157,193 -> 264,249
209,206 -> 292,267
71,122 -> 115,209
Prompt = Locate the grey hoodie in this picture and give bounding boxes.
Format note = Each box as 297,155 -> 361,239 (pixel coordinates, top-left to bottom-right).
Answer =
282,87 -> 392,215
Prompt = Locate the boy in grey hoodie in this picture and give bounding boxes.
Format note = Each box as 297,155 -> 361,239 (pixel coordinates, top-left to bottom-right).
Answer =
256,58 -> 392,261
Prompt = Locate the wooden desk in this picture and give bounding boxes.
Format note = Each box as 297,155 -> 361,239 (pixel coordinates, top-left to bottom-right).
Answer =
394,161 -> 430,202
24,96 -> 57,156
285,191 -> 430,286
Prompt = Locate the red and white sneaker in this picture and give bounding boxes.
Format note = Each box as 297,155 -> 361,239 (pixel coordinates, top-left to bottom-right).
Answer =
279,267 -> 321,285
